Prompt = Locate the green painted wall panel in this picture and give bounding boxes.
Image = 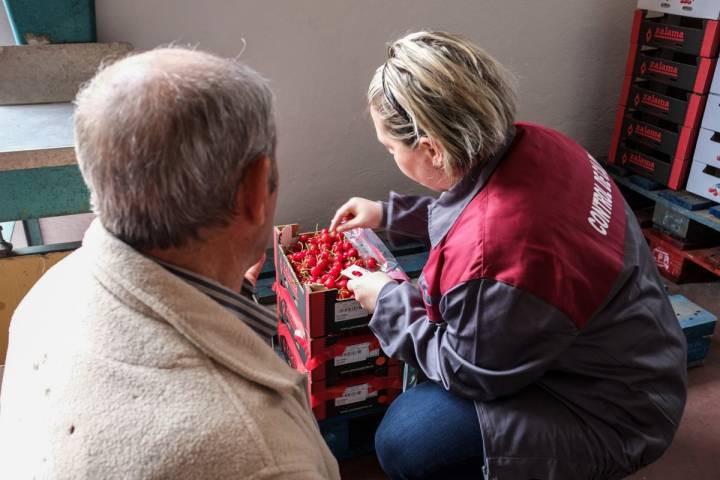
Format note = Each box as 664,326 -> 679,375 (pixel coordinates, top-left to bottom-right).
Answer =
0,165 -> 90,222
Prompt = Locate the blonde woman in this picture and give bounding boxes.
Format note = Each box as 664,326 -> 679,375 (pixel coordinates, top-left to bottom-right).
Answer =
331,31 -> 686,479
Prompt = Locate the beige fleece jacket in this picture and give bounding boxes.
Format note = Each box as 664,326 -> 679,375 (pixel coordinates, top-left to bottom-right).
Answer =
0,220 -> 340,479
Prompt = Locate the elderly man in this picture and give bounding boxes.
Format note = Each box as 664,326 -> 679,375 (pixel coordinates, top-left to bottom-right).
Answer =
0,48 -> 340,479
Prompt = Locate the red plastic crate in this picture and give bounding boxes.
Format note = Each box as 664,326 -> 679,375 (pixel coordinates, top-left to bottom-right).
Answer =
273,225 -> 372,336
645,228 -> 691,280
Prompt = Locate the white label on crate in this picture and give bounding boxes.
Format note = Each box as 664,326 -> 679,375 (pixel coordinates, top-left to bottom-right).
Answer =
334,342 -> 373,366
334,300 -> 367,322
335,384 -> 372,407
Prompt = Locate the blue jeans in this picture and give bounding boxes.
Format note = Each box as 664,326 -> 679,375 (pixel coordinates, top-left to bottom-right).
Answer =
374,381 -> 485,479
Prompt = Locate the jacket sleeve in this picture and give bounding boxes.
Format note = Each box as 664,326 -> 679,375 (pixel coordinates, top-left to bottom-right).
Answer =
369,278 -> 578,401
381,191 -> 434,247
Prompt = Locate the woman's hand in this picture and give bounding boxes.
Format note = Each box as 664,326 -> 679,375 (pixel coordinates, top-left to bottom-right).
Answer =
347,271 -> 395,313
330,197 -> 383,233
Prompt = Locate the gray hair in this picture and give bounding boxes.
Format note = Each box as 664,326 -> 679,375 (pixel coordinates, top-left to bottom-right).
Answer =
368,31 -> 517,180
74,47 -> 277,250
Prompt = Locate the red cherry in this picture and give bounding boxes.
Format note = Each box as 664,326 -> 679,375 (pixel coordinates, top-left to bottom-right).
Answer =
324,278 -> 336,289
299,234 -> 309,243
305,257 -> 317,268
354,259 -> 365,267
310,266 -> 322,277
367,257 -> 378,270
338,279 -> 348,289
347,248 -> 359,258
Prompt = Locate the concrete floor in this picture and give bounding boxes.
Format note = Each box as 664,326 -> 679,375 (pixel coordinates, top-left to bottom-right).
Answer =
8,215 -> 720,479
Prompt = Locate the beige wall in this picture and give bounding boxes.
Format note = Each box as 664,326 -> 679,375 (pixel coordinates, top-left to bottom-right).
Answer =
2,0 -> 636,230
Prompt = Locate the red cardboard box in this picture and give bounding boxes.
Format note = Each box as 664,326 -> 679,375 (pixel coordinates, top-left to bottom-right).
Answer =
618,77 -> 706,128
273,224 -> 408,337
615,109 -> 697,157
625,44 -> 716,93
277,316 -> 402,420
612,139 -> 692,190
631,10 -> 720,57
277,292 -> 400,384
309,369 -> 402,421
609,106 -> 696,189
637,0 -> 720,22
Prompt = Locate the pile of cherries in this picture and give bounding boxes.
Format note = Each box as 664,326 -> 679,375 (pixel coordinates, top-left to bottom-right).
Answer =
285,228 -> 380,300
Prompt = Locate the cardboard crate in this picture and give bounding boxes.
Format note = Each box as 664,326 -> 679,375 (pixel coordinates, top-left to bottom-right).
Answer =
619,78 -> 706,128
691,127 -> 720,169
638,0 -> 720,21
687,159 -> 720,202
710,59 -> 720,93
612,139 -> 691,189
612,108 -> 697,157
309,370 -> 402,421
701,93 -> 720,133
631,9 -> 720,57
273,224 -> 408,337
276,306 -> 399,384
278,319 -> 402,421
625,44 -> 716,93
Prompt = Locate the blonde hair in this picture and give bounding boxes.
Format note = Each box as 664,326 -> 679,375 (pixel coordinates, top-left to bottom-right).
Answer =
368,31 -> 517,179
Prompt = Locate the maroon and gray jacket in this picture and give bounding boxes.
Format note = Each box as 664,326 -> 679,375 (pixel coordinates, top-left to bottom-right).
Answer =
370,123 -> 687,479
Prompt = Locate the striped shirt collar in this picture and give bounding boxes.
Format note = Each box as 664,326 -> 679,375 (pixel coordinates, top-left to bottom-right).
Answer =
155,260 -> 276,344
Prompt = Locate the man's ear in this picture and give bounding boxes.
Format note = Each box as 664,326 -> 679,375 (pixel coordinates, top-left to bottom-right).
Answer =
236,155 -> 272,226
418,137 -> 444,169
